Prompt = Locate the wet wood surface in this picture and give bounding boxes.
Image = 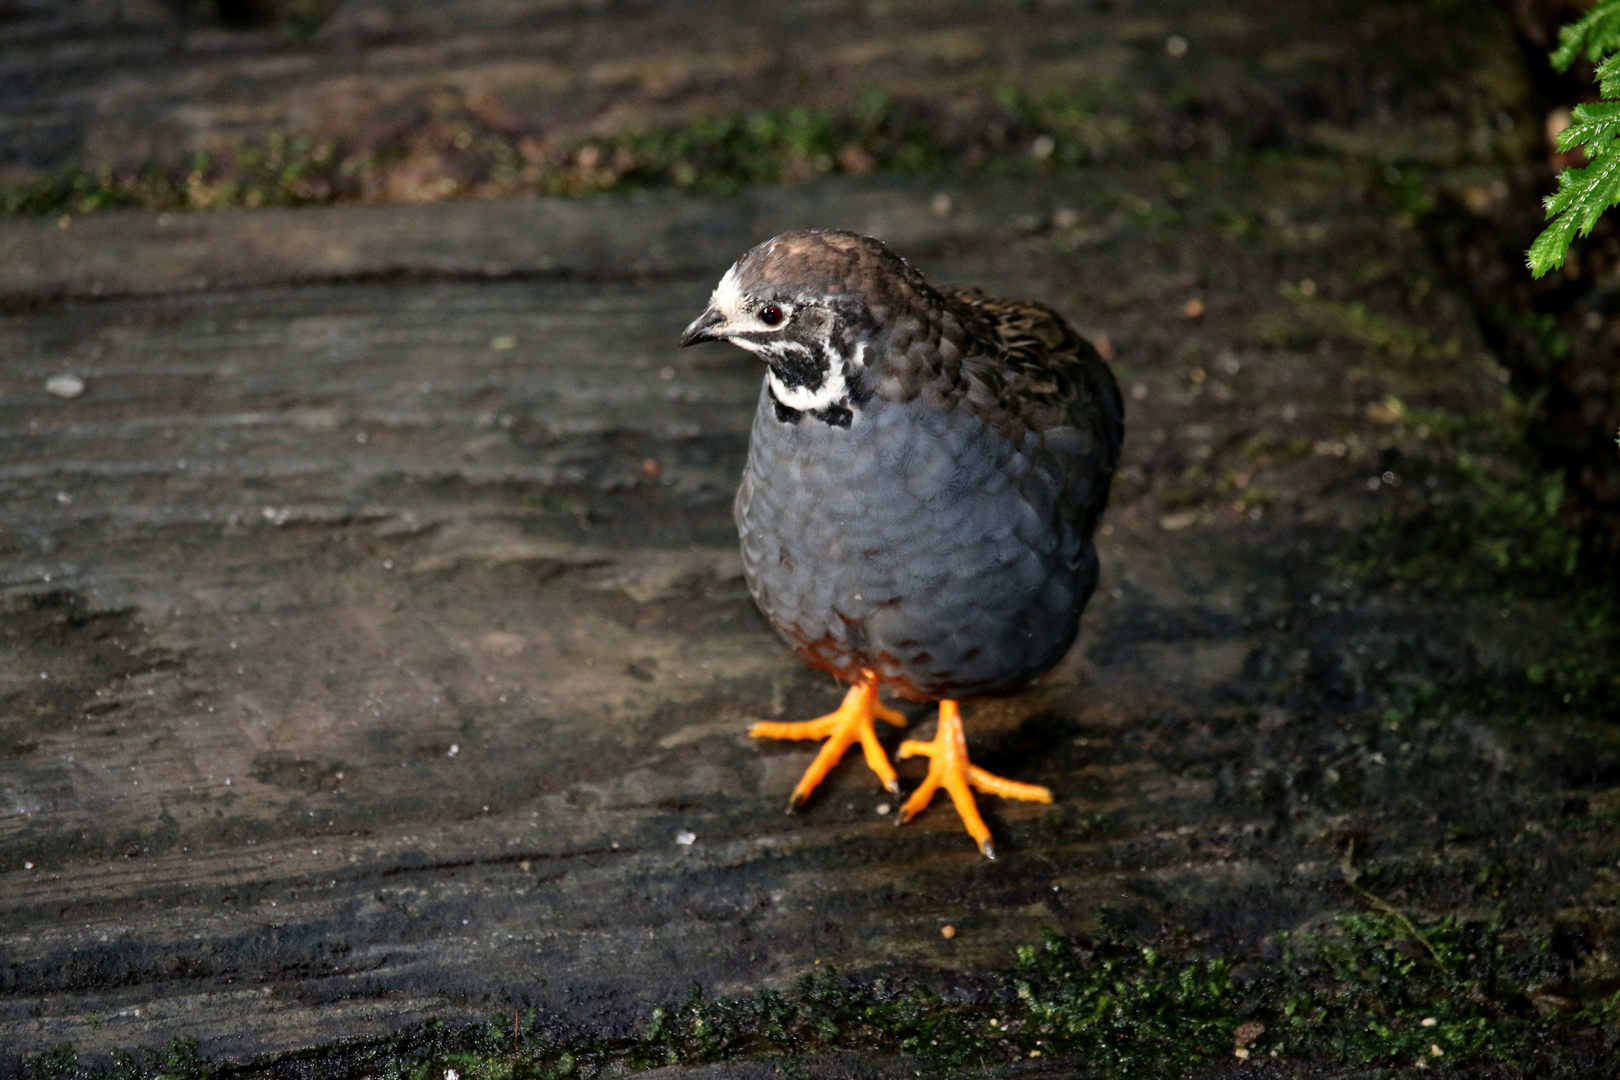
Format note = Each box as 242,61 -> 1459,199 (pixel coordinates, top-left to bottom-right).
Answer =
0,167 -> 1606,1064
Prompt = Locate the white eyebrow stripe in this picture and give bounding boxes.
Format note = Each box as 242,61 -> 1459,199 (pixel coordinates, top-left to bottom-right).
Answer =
709,263 -> 794,332
710,263 -> 744,316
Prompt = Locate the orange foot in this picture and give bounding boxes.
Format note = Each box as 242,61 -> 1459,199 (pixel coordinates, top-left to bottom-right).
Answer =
750,672 -> 907,808
897,700 -> 1052,859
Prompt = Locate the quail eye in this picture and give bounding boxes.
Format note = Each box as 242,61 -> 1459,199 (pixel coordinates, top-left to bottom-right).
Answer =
759,304 -> 784,327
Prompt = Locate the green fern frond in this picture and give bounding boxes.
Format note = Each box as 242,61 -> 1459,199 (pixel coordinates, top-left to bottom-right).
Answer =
1598,53 -> 1620,96
1551,0 -> 1620,71
1529,0 -> 1620,277
1556,99 -> 1620,154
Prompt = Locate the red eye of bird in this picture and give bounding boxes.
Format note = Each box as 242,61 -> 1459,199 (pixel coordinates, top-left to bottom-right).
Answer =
759,304 -> 784,326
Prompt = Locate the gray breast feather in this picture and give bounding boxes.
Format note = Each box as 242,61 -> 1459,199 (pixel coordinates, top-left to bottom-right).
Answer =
735,379 -> 1101,700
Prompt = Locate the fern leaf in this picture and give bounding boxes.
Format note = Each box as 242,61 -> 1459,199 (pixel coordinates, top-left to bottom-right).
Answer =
1598,52 -> 1620,96
1530,154 -> 1620,276
1556,100 -> 1620,155
1528,217 -> 1580,277
1552,0 -> 1620,71
1531,0 -> 1620,276
1547,154 -> 1620,223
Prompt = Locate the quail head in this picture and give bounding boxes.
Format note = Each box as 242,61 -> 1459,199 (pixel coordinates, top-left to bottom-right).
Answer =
680,229 -> 1123,857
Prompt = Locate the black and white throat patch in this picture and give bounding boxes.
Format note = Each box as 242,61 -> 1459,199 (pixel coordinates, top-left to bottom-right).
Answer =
763,339 -> 866,428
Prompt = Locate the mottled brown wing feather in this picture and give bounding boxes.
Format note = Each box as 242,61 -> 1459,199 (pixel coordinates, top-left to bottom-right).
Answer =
941,286 -> 1125,534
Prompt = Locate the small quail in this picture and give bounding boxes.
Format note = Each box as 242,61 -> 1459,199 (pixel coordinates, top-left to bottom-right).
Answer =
680,229 -> 1123,857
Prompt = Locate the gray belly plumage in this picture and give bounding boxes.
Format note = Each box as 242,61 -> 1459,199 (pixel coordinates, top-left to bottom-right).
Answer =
734,381 -> 1099,700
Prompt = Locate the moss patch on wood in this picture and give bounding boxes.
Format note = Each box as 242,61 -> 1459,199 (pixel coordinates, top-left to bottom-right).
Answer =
19,908 -> 1619,1080
0,91 -> 1137,218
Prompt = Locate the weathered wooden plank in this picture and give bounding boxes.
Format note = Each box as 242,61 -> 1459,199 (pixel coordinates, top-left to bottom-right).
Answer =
0,179 -> 1041,301
0,168 -> 1598,1065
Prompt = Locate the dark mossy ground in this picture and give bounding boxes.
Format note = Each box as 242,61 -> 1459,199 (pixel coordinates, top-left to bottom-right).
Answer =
19,910 -> 1620,1079
7,175 -> 1618,1072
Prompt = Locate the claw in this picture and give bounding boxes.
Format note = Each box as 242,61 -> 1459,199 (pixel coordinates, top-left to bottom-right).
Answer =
751,671 -> 906,807
895,700 -> 1051,857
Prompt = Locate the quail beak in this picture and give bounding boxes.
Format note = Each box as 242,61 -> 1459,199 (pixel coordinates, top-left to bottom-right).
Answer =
679,306 -> 728,348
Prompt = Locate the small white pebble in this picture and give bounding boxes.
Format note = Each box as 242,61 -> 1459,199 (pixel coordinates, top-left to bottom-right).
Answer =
875,803 -> 891,816
45,374 -> 85,398
675,830 -> 697,846
1421,1017 -> 1437,1027
56,491 -> 72,504
490,336 -> 516,351
24,861 -> 34,870
447,744 -> 459,757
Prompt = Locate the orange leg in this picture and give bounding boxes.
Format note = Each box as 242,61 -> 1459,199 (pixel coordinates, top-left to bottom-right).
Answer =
897,700 -> 1051,859
750,671 -> 907,808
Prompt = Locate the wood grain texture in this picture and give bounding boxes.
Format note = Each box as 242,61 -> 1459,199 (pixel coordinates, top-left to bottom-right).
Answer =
0,171 -> 1602,1066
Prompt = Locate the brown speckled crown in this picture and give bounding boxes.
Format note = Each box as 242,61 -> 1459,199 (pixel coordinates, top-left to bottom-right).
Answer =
728,229 -> 942,317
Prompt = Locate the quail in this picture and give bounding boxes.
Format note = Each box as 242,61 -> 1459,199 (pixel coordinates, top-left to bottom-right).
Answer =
680,229 -> 1123,857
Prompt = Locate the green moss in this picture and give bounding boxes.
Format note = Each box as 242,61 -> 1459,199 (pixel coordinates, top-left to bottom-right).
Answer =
557,96 -> 952,196
1320,372 -> 1620,718
1012,937 -> 1236,1076
1279,285 -> 1453,362
1,135 -> 349,216
1346,428 -> 1583,595
21,911 -> 1620,1080
0,88 -> 1141,218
